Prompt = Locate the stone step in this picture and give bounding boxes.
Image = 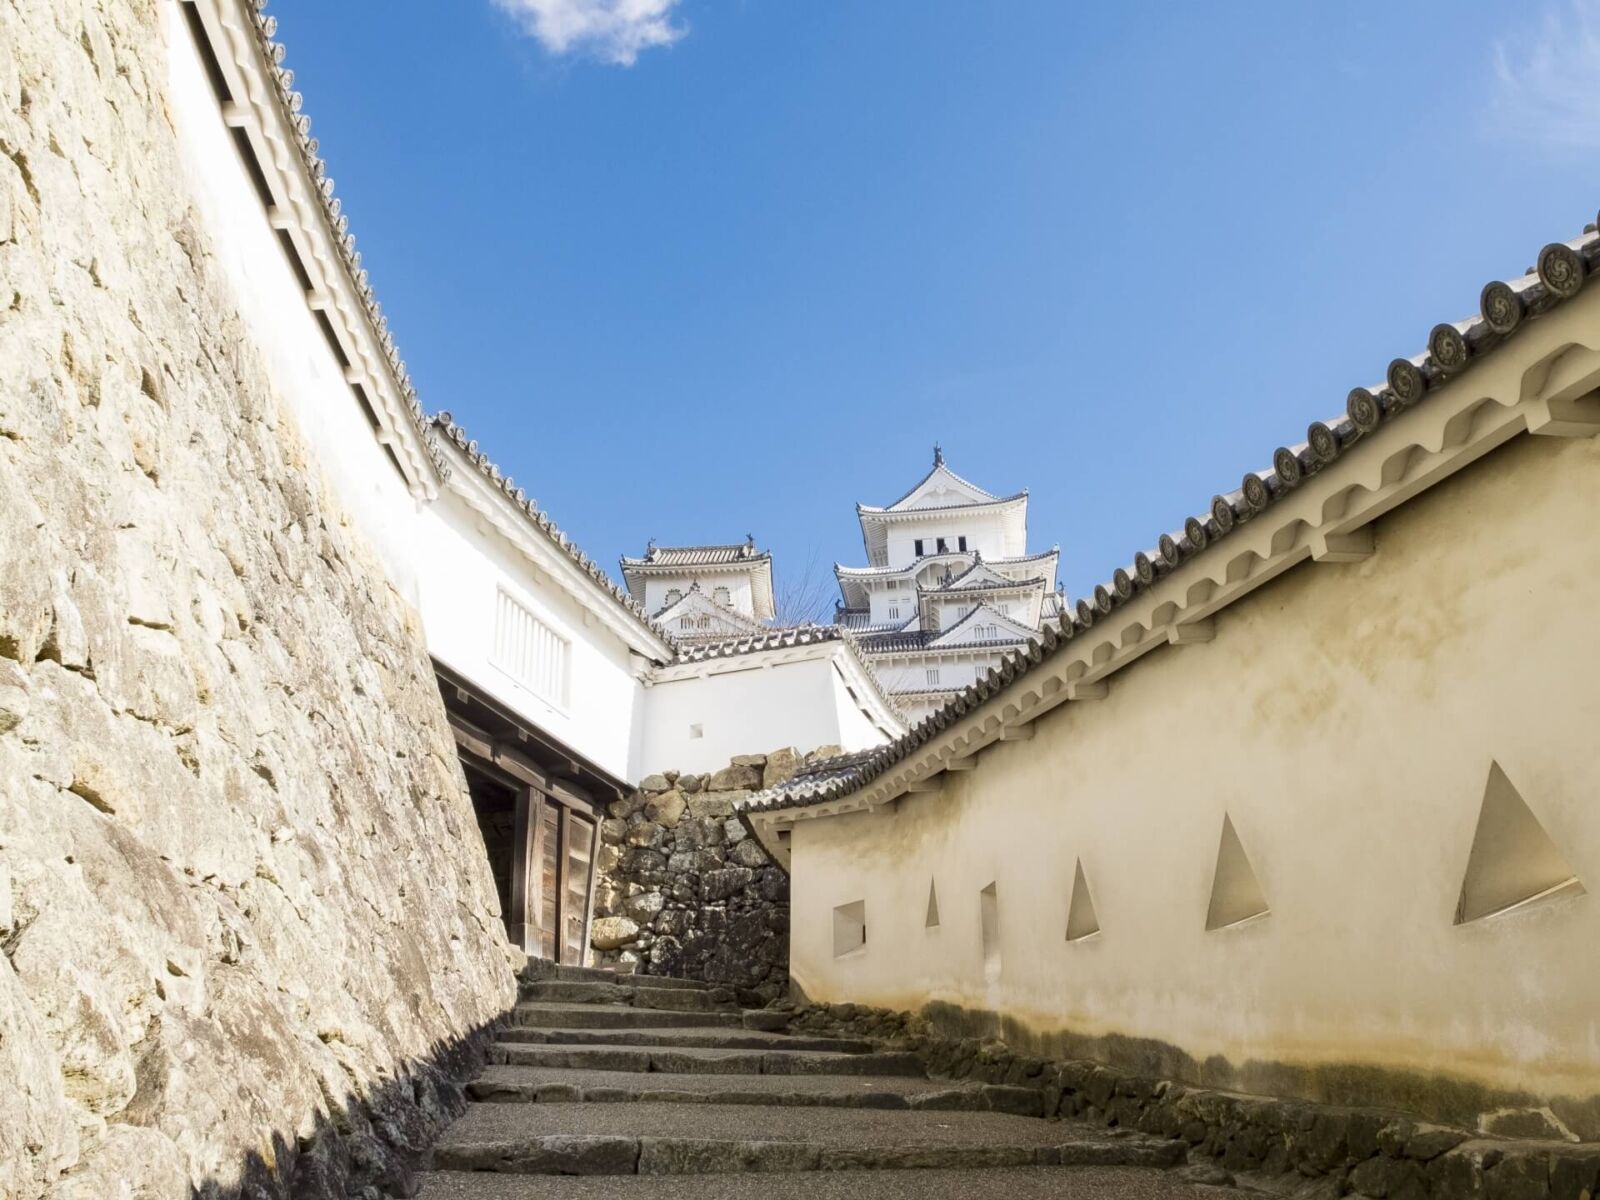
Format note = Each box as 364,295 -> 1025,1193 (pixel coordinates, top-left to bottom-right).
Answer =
520,980 -> 734,1013
490,1043 -> 927,1077
533,964 -> 713,992
468,1065 -> 1043,1115
427,1102 -> 1188,1176
420,1166 -> 1212,1198
510,1003 -> 746,1031
499,1025 -> 874,1055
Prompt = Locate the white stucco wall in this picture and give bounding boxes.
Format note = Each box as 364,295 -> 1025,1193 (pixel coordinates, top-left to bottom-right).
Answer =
413,493 -> 644,781
168,12 -> 647,782
166,9 -> 422,603
884,513 -> 1009,571
639,652 -> 881,776
789,428 -> 1600,1132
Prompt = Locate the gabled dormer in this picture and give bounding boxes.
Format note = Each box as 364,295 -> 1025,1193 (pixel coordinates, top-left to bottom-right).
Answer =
928,602 -> 1038,648
651,583 -> 766,642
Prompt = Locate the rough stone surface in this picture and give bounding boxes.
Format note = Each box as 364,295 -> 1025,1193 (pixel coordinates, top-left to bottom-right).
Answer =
0,3 -> 515,1195
592,752 -> 810,1001
417,1166 -> 1219,1198
789,1001 -> 1594,1200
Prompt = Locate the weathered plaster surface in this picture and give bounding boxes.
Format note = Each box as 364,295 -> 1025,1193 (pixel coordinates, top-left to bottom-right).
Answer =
0,1 -> 514,1195
790,429 -> 1600,1137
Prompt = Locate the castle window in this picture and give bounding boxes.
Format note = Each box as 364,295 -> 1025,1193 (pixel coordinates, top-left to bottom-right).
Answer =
698,616 -> 711,629
681,617 -> 694,630
926,667 -> 941,686
888,605 -> 900,619
491,589 -> 570,709
936,537 -> 948,553
914,539 -> 925,556
712,586 -> 731,608
959,536 -> 968,551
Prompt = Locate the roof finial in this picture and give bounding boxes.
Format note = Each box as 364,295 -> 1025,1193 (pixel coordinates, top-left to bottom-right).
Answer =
933,442 -> 944,467
647,537 -> 657,559
744,533 -> 755,555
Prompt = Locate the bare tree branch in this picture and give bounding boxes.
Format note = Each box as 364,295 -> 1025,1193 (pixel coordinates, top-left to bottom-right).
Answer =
773,545 -> 836,627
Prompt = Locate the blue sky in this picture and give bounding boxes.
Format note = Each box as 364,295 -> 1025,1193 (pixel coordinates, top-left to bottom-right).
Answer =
269,0 -> 1599,612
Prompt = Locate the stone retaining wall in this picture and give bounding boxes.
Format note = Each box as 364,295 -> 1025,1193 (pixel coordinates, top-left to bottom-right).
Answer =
788,1002 -> 1600,1200
0,2 -> 515,1195
590,748 -> 825,1003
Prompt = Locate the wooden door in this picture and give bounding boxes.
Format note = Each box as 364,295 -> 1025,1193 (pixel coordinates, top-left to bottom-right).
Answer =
561,814 -> 596,964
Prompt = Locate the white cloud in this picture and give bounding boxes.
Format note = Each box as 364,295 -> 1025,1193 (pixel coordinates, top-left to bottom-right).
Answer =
493,0 -> 685,66
1490,0 -> 1600,153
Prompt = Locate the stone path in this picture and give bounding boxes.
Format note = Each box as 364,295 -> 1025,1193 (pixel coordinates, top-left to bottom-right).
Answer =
419,964 -> 1217,1197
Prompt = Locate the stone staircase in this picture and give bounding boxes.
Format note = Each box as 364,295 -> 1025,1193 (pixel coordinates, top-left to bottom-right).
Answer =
417,964 -> 1212,1198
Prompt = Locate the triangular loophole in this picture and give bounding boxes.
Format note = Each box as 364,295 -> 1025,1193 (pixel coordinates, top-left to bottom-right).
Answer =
1206,814 -> 1270,931
925,880 -> 941,929
1066,858 -> 1100,942
1455,762 -> 1584,925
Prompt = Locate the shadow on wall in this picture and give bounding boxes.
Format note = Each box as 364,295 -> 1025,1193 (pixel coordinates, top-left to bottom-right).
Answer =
911,999 -> 1600,1143
154,1020 -> 499,1200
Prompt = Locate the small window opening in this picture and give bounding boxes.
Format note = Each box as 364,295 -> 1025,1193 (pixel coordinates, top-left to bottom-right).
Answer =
833,900 -> 866,958
958,536 -> 968,551
936,537 -> 949,553
914,539 -> 925,556
980,882 -> 1001,979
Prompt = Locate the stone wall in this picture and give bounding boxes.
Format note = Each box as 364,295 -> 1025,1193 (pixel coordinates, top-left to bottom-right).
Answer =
590,748 -> 823,1002
0,2 -> 515,1197
790,1001 -> 1600,1200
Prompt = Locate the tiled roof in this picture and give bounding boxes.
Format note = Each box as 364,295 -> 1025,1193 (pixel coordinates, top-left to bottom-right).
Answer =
673,624 -> 849,662
836,548 -> 1059,579
211,4 -> 447,484
857,628 -> 1033,654
668,626 -> 902,721
878,453 -> 1000,511
933,570 -> 1047,594
858,489 -> 1029,518
221,8 -> 675,656
622,543 -> 770,568
750,212 -> 1600,816
430,414 -> 674,646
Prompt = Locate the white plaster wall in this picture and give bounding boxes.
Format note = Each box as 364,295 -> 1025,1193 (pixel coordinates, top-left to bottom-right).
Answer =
829,664 -> 890,752
884,514 -> 1005,571
640,653 -> 881,776
166,11 -> 423,605
873,655 -> 991,696
790,430 -> 1600,1118
169,15 -> 645,782
414,494 -> 643,781
868,579 -> 918,626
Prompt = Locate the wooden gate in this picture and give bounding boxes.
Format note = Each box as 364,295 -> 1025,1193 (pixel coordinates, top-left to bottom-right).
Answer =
438,662 -> 616,967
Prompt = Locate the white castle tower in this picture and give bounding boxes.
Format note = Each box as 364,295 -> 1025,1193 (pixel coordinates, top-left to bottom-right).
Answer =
835,447 -> 1063,720
620,537 -> 776,642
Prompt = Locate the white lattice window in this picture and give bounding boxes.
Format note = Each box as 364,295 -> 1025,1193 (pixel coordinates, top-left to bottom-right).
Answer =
926,667 -> 941,686
888,605 -> 900,619
492,589 -> 570,708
